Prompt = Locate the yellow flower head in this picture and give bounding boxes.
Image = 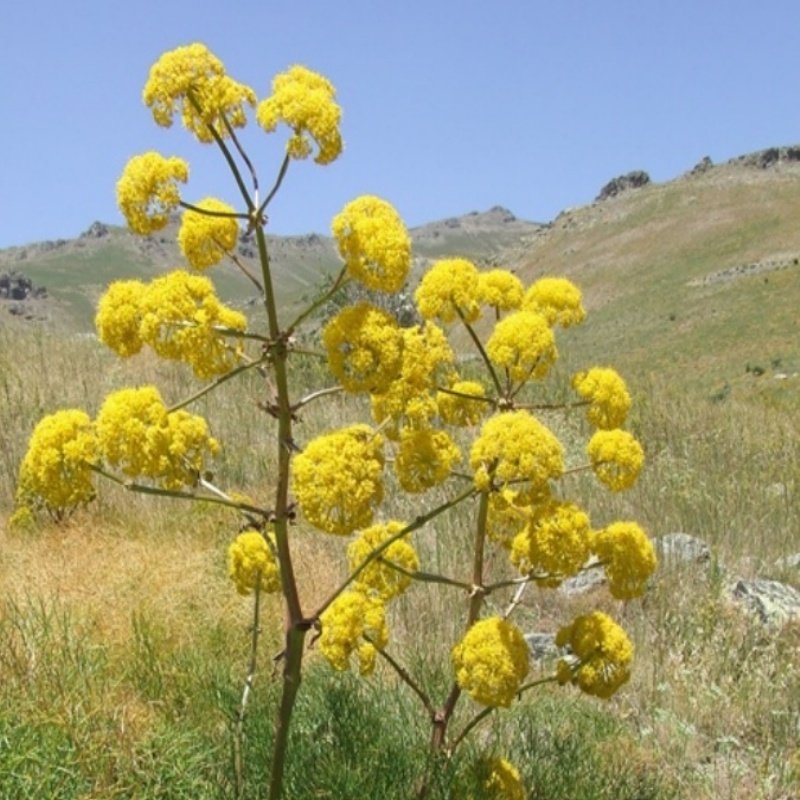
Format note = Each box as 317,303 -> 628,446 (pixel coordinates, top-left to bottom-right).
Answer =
257,65 -> 342,164
95,279 -> 146,357
556,611 -> 633,699
470,410 -> 564,493
348,521 -> 419,601
319,590 -> 388,675
16,410 -> 97,515
138,270 -> 247,379
116,151 -> 189,235
292,424 -> 384,535
437,380 -> 487,427
477,269 -> 524,312
452,617 -> 530,707
227,530 -> 281,596
143,43 -> 256,143
523,277 -> 586,328
474,757 -> 526,800
415,258 -> 481,324
323,302 -> 403,393
593,521 -> 657,599
178,197 -> 240,270
95,386 -> 219,489
572,367 -> 632,429
509,500 -> 592,585
394,427 -> 461,493
331,196 -> 411,292
486,311 -> 557,384
587,429 -> 644,491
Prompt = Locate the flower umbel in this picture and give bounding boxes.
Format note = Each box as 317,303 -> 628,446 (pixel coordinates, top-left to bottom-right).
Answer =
178,197 -> 240,270
228,530 -> 281,596
522,277 -> 585,328
452,617 -> 530,707
572,367 -> 631,429
257,65 -> 342,164
331,196 -> 411,292
116,152 -> 189,234
587,429 -> 644,491
347,521 -> 419,601
319,590 -> 388,675
415,258 -> 481,324
593,521 -> 657,599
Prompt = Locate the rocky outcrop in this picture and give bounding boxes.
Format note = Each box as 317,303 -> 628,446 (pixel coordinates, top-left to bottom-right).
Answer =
596,170 -> 651,201
728,146 -> 800,169
0,271 -> 46,301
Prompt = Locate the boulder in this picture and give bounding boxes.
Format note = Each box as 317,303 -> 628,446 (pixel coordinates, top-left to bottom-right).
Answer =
729,579 -> 800,627
596,170 -> 651,201
653,533 -> 711,566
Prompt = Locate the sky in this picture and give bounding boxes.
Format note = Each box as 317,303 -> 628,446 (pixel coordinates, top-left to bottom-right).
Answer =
2,0 -> 800,248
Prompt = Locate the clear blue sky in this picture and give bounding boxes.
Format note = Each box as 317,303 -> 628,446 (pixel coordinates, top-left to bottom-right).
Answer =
2,0 -> 799,248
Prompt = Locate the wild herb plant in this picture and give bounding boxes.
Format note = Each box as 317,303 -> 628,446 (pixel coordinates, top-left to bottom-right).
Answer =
12,44 -> 656,799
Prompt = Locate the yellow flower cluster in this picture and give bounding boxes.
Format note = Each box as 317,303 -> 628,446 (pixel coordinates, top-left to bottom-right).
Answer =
370,322 -> 453,437
572,367 -> 631,429
470,410 -> 564,493
177,197 -> 240,270
452,617 -> 530,707
323,303 -> 403,393
257,65 -> 342,164
415,258 -> 481,323
522,277 -> 586,328
486,311 -> 557,383
593,521 -> 657,599
395,428 -> 461,493
95,386 -> 219,489
143,43 -> 256,143
319,590 -> 388,675
16,410 -> 97,514
96,271 -> 247,379
437,380 -> 487,427
94,280 -> 146,357
477,269 -> 524,312
477,757 -> 526,800
331,196 -> 412,292
587,429 -> 644,491
509,500 -> 592,585
347,521 -> 419,600
116,152 -> 189,235
292,425 -> 385,535
227,530 -> 281,596
556,611 -> 633,699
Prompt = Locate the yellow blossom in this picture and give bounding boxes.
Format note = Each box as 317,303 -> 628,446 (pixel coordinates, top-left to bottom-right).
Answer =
452,617 -> 530,707
16,410 -> 97,515
394,427 -> 461,493
556,611 -> 633,699
486,310 -> 557,383
593,521 -> 657,599
475,757 -> 526,800
227,530 -> 281,596
143,43 -> 256,143
319,591 -> 388,675
116,152 -> 189,234
323,302 -> 403,393
178,197 -> 240,270
257,65 -> 342,164
331,196 -> 411,292
95,279 -> 146,357
415,258 -> 481,323
572,367 -> 632,429
477,269 -> 524,312
509,500 -> 592,586
587,429 -> 644,491
348,521 -> 419,600
486,488 -> 532,549
437,380 -> 487,427
138,270 -> 247,379
523,277 -> 585,328
95,386 -> 219,490
470,410 -> 564,493
291,425 -> 384,535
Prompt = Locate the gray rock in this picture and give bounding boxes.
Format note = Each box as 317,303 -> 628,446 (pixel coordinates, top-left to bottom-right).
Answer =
596,170 -> 651,201
775,553 -> 800,571
559,559 -> 607,596
524,632 -> 574,663
729,579 -> 800,627
653,533 -> 711,566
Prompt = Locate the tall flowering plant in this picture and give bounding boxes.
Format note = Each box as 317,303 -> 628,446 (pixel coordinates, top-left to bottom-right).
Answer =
14,43 -> 656,799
